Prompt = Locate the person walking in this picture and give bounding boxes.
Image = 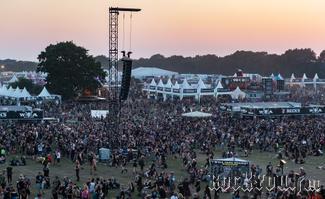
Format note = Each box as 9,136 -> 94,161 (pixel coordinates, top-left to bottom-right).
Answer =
6,166 -> 12,184
75,160 -> 81,181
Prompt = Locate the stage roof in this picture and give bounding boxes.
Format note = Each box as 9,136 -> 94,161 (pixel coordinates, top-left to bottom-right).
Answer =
223,102 -> 301,109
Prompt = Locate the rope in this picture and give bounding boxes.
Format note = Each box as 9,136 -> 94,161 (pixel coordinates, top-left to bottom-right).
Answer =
122,13 -> 125,51
129,12 -> 133,51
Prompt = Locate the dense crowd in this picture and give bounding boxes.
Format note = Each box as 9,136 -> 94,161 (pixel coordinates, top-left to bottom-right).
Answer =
0,83 -> 324,199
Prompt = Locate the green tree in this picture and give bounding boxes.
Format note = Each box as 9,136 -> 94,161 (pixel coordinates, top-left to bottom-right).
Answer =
37,41 -> 106,99
319,50 -> 325,63
9,78 -> 43,95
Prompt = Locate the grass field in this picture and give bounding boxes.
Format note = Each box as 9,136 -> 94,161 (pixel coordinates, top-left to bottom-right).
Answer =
0,149 -> 324,198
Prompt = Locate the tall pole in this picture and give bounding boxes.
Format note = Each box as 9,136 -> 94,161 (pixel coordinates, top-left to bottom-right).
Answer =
108,7 -> 141,141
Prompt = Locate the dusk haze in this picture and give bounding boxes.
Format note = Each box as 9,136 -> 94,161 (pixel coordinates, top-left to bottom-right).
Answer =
1,0 -> 325,60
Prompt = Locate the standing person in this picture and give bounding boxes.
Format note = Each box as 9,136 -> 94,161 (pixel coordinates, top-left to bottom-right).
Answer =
132,159 -> 137,174
139,156 -> 145,172
43,165 -> 49,178
0,170 -> 6,189
121,158 -> 128,174
90,153 -> 97,175
52,176 -> 61,199
6,166 -> 12,184
203,185 -> 211,199
75,160 -> 81,181
35,172 -> 44,194
55,150 -> 61,165
81,184 -> 90,199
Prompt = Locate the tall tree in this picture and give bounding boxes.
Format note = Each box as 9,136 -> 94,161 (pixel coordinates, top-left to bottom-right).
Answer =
37,41 -> 106,99
319,50 -> 325,63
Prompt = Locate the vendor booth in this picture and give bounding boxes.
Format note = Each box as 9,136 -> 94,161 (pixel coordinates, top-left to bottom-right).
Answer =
210,157 -> 249,179
98,148 -> 111,162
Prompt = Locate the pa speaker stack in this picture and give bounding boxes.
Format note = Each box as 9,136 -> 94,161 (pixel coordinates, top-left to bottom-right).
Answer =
120,51 -> 133,101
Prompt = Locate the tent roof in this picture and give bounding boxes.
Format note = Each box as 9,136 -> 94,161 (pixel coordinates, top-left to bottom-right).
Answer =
197,78 -> 207,89
216,81 -> 223,89
173,81 -> 180,89
19,88 -> 31,98
274,74 -> 284,81
314,73 -> 319,80
181,78 -> 192,89
7,75 -> 18,83
132,67 -> 178,78
165,78 -> 173,87
302,73 -> 308,80
38,87 -> 51,97
231,87 -> 246,99
182,111 -> 212,118
157,79 -> 164,87
213,157 -> 249,163
290,73 -> 295,81
149,78 -> 156,86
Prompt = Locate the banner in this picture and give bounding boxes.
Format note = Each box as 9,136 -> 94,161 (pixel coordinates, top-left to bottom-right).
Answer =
0,110 -> 43,120
91,110 -> 109,118
240,106 -> 325,116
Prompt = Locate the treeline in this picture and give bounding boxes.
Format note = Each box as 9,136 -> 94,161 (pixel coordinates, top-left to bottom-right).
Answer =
96,49 -> 325,77
0,59 -> 38,72
2,49 -> 325,77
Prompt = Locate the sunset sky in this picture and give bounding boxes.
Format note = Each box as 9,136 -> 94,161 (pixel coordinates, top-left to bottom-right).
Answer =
0,0 -> 325,61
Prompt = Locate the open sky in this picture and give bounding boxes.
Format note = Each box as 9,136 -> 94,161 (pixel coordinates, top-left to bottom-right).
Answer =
0,0 -> 325,61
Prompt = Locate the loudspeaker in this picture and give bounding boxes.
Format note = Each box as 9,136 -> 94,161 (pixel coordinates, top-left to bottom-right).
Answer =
120,58 -> 132,100
276,79 -> 284,91
262,78 -> 273,95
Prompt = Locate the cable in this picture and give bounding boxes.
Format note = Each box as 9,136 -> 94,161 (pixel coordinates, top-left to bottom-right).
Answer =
129,12 -> 133,52
122,13 -> 125,51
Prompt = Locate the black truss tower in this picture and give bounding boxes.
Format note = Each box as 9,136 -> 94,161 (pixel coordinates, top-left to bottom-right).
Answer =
108,7 -> 140,135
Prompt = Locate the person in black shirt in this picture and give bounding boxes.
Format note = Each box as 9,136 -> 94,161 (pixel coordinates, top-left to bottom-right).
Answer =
52,176 -> 61,199
6,166 -> 12,184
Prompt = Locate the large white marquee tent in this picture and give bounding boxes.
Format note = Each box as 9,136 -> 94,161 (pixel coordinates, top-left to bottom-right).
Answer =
143,78 -> 246,101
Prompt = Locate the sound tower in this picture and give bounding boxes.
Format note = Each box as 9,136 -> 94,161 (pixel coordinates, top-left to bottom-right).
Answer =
276,79 -> 285,91
120,51 -> 133,101
262,77 -> 273,98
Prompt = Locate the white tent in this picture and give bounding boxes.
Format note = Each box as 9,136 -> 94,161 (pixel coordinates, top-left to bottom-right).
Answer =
230,87 -> 246,99
270,73 -> 275,80
290,73 -> 296,82
213,157 -> 249,163
181,78 -> 191,89
157,79 -> 164,87
302,73 -> 308,81
216,81 -> 223,89
38,87 -> 51,98
7,75 -> 18,83
132,67 -> 178,78
37,87 -> 61,101
173,81 -> 180,89
12,88 -> 22,98
197,78 -> 207,89
18,88 -> 31,98
165,78 -> 173,88
277,73 -> 284,80
149,78 -> 157,86
182,111 -> 212,118
314,73 -> 319,81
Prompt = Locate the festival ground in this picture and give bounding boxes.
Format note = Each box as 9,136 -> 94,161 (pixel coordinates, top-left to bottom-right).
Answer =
1,149 -> 324,198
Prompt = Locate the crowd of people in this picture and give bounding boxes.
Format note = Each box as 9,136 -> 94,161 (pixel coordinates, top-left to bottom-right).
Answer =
0,81 -> 324,198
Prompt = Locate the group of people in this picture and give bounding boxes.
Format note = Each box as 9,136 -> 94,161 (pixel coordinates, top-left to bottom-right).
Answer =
0,81 -> 324,198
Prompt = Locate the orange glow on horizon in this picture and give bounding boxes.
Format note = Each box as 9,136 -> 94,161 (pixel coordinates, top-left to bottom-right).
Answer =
0,0 -> 324,60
